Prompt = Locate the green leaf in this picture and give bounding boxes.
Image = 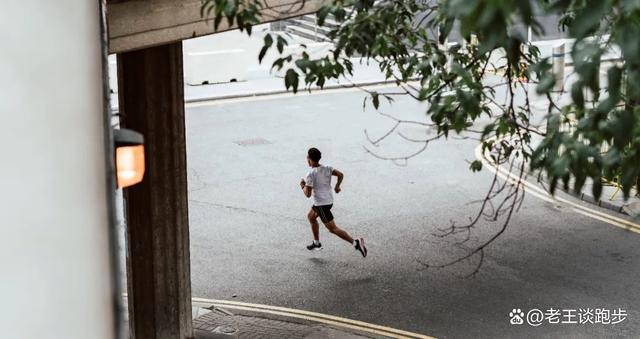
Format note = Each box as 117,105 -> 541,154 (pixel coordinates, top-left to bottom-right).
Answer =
571,82 -> 585,110
285,69 -> 299,93
258,34 -> 273,63
317,6 -> 331,26
371,93 -> 380,109
592,177 -> 603,200
536,74 -> 555,94
481,123 -> 495,139
276,36 -> 288,54
607,66 -> 622,99
272,58 -> 285,71
569,1 -> 606,39
439,18 -> 454,44
470,160 -> 483,172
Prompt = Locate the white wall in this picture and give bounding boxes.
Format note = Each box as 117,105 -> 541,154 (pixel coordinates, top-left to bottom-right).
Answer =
0,2 -> 116,339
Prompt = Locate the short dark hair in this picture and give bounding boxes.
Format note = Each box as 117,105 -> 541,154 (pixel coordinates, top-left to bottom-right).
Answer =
307,147 -> 321,162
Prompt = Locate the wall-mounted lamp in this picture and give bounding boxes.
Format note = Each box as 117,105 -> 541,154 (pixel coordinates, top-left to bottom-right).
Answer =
114,129 -> 145,188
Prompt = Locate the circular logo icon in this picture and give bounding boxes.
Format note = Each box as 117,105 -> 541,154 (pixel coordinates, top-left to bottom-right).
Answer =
526,309 -> 545,327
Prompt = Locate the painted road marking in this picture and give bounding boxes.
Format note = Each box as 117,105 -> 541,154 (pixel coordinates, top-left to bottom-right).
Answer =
571,208 -> 638,231
123,294 -> 434,338
474,142 -> 640,234
192,297 -> 435,339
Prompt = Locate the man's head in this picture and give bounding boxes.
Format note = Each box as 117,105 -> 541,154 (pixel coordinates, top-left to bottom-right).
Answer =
307,147 -> 321,166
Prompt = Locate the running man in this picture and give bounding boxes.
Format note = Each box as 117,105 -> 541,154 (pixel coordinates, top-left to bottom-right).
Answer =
299,147 -> 367,257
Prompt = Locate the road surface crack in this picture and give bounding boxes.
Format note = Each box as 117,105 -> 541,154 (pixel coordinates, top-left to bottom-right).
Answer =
190,199 -> 304,223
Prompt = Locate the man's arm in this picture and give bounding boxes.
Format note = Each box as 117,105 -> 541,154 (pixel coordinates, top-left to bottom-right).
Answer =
300,178 -> 313,198
332,169 -> 344,193
303,185 -> 312,198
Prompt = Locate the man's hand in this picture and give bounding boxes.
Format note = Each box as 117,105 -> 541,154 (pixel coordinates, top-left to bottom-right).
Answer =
300,179 -> 306,189
332,169 -> 344,194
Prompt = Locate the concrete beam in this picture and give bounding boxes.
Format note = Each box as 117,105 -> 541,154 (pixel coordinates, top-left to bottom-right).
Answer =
107,0 -> 325,53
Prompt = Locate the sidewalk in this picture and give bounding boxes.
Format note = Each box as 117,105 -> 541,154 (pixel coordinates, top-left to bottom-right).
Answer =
120,303 -> 388,338
557,177 -> 640,217
120,296 -> 397,338
192,306 -> 381,339
110,58 -> 393,111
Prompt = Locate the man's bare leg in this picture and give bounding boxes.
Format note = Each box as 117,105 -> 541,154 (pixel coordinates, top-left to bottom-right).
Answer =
323,220 -> 354,244
307,208 -> 320,241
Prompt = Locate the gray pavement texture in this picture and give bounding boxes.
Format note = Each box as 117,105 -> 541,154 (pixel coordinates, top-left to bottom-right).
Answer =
193,307 -> 375,339
179,89 -> 640,338
121,302 -> 375,339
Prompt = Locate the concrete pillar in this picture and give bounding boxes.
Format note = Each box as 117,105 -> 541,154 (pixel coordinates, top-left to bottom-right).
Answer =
117,42 -> 194,339
552,43 -> 565,92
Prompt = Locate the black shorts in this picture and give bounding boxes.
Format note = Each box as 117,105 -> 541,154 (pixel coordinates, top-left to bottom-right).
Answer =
313,204 -> 334,223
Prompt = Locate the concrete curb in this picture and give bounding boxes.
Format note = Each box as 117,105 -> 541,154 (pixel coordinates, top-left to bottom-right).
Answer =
531,171 -> 639,217
558,187 -> 640,217
184,78 -> 404,104
559,187 -> 628,214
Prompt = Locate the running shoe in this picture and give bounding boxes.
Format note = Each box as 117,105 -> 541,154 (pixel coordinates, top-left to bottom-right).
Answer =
354,238 -> 367,257
306,242 -> 322,251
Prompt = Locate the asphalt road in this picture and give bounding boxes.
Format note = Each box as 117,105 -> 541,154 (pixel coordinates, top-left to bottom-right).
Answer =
124,87 -> 640,338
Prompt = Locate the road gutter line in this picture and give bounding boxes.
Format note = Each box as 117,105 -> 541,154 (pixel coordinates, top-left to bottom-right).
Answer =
571,208 -> 636,231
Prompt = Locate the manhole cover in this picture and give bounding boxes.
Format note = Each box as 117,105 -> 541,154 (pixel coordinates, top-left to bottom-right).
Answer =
213,325 -> 238,334
233,137 -> 271,146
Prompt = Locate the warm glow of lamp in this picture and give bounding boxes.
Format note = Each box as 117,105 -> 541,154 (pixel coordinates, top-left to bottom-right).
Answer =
116,145 -> 145,188
114,128 -> 144,188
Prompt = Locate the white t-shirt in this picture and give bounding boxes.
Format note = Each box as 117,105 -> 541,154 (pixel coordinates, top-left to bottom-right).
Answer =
305,164 -> 334,206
